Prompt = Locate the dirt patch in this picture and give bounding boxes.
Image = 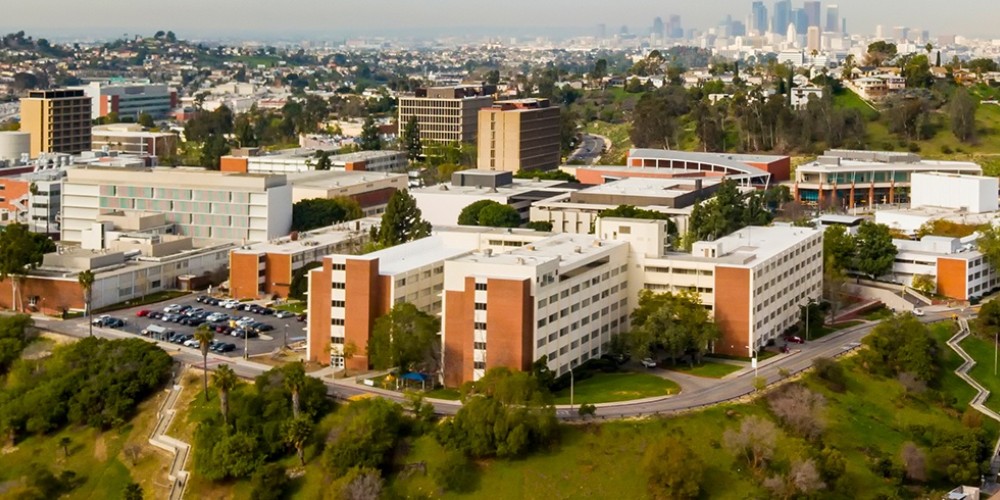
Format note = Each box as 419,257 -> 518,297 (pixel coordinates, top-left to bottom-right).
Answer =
93,434 -> 107,461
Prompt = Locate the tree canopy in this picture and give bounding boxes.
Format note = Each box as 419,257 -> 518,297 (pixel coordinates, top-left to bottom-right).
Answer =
686,180 -> 774,244
853,221 -> 897,279
860,313 -> 941,383
369,190 -> 432,249
457,200 -> 520,227
628,290 -> 720,365
368,302 -> 439,373
291,197 -> 363,232
0,314 -> 35,374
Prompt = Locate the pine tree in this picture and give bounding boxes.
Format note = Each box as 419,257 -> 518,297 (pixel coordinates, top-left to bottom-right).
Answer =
360,115 -> 381,151
372,190 -> 431,248
402,115 -> 422,162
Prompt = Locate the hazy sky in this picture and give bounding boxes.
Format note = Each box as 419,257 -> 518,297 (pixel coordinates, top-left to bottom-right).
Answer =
3,0 -> 998,40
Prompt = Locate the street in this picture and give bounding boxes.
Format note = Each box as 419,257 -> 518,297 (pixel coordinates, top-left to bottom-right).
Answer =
567,133 -> 608,164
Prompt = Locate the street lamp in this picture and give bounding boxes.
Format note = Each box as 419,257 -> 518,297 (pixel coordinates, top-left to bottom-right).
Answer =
243,326 -> 249,360
284,323 -> 289,348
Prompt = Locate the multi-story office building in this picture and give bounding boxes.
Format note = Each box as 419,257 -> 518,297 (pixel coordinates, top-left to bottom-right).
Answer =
443,233 -> 630,385
221,149 -> 407,175
803,1 -> 821,28
305,219 -> 822,384
596,218 -> 823,358
398,86 -> 494,144
78,81 -> 177,121
477,98 -> 561,173
230,219 -> 375,300
91,123 -> 178,158
750,1 -> 769,35
825,4 -> 840,33
306,228 -> 548,371
773,0 -> 791,35
20,89 -> 92,157
60,167 -> 292,243
794,150 -> 982,207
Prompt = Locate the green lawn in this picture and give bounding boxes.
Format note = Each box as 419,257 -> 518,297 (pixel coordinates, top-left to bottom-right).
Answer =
384,320 -> 997,499
813,320 -> 866,340
833,88 -> 879,121
424,388 -> 461,400
861,306 -> 893,321
551,371 -> 679,404
274,300 -> 307,314
667,360 -> 742,378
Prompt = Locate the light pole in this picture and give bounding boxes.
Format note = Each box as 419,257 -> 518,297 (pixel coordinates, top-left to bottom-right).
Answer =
284,323 -> 289,348
569,367 -> 575,410
243,327 -> 249,360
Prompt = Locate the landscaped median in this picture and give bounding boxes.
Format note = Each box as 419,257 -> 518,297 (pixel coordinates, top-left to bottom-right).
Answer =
665,360 -> 742,378
552,371 -> 680,405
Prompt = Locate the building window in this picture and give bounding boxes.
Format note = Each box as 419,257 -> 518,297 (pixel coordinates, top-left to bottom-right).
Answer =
474,342 -> 487,350
332,300 -> 345,307
475,283 -> 488,291
332,282 -> 345,289
474,361 -> 486,369
332,336 -> 345,344
474,303 -> 487,310
331,318 -> 345,326
332,263 -> 346,271
474,322 -> 487,330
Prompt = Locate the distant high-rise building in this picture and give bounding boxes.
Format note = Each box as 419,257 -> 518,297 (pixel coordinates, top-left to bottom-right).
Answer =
807,26 -> 821,52
667,15 -> 683,38
20,89 -> 92,158
751,1 -> 769,35
773,0 -> 792,37
842,18 -> 847,34
786,23 -> 797,45
894,26 -> 909,42
794,8 -> 809,35
652,17 -> 665,39
876,25 -> 885,39
825,4 -> 840,33
619,25 -> 629,35
803,1 -> 821,28
731,21 -> 747,37
398,86 -> 494,144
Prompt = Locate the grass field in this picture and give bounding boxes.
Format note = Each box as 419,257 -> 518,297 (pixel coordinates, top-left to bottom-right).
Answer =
274,300 -> 307,314
813,320 -> 866,340
0,390 -> 171,499
551,371 -> 680,404
424,388 -> 462,400
667,360 -> 742,378
384,320 -> 995,499
833,88 -> 879,120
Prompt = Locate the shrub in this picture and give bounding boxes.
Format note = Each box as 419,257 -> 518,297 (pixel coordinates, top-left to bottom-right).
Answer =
812,357 -> 847,392
250,463 -> 289,500
767,384 -> 826,440
432,450 -> 475,492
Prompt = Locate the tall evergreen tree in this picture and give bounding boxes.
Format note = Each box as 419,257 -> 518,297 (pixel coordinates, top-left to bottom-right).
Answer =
370,190 -> 432,248
359,115 -> 381,151
402,115 -> 422,162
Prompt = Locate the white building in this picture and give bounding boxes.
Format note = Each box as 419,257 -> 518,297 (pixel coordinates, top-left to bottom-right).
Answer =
222,149 -> 407,175
60,166 -> 292,243
910,172 -> 998,214
892,234 -> 999,301
77,81 -> 176,120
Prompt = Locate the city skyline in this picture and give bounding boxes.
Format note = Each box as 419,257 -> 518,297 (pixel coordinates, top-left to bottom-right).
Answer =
2,0 -> 999,40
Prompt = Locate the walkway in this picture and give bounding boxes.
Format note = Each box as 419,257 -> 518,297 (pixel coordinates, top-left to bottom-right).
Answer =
945,317 -> 1000,492
147,368 -> 191,500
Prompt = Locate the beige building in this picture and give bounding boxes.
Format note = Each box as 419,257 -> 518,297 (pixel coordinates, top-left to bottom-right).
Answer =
20,89 -> 92,157
91,123 -> 178,158
398,86 -> 494,144
477,98 -> 561,173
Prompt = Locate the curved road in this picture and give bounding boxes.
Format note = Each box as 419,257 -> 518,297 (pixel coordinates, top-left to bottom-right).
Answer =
568,134 -> 609,165
30,309 -> 958,420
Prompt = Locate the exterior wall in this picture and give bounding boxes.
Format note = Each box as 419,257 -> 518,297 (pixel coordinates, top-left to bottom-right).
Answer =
910,173 -> 999,214
748,157 -> 791,182
307,261 -> 333,364
574,167 -> 718,185
343,258 -> 385,372
411,191 -> 510,226
220,156 -> 250,173
937,257 -> 969,301
264,253 -> 293,298
0,277 -> 83,315
485,278 -> 534,375
0,178 -> 30,223
91,133 -> 177,158
20,91 -> 92,157
713,267 -> 751,357
398,96 -> 493,143
477,106 -> 560,173
443,280 -> 475,387
229,252 -> 263,299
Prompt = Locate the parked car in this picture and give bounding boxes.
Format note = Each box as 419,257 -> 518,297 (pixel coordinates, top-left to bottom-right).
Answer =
172,334 -> 192,345
256,323 -> 274,332
92,314 -> 110,326
216,343 -> 236,353
105,317 -> 126,328
183,338 -> 199,348
136,309 -> 151,317
641,358 -> 658,368
222,300 -> 240,309
786,335 -> 805,344
275,310 -> 295,319
913,308 -> 925,316
296,313 -> 307,322
259,308 -> 275,316
196,295 -> 210,303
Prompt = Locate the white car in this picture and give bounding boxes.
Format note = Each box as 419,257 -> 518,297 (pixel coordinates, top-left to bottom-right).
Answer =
913,308 -> 925,316
163,304 -> 182,313
183,339 -> 200,348
275,310 -> 296,319
222,300 -> 240,309
641,358 -> 658,369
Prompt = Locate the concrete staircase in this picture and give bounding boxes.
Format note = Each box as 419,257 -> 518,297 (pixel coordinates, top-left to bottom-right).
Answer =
148,381 -> 191,500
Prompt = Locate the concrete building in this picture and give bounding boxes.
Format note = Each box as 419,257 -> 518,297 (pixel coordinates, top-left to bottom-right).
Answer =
597,219 -> 824,358
0,169 -> 63,234
287,170 -> 407,215
892,234 -> 999,301
0,132 -> 30,163
20,89 -> 92,157
229,219 -> 375,300
77,81 -> 177,121
410,169 -> 578,226
91,123 -> 178,158
790,86 -> 824,109
60,167 -> 292,243
221,149 -> 406,175
442,233 -> 630,385
529,177 -> 722,235
625,149 -> 792,185
306,227 -> 548,371
477,98 -> 560,173
305,219 -> 822,383
398,86 -> 495,144
794,150 -> 982,207
910,173 -> 998,214
807,26 -> 821,52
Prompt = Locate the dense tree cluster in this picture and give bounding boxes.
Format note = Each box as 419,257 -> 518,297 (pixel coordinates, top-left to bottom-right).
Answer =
291,197 -> 363,232
368,302 -> 439,373
0,314 -> 35,374
368,190 -> 432,250
0,337 -> 172,441
457,200 -> 521,228
193,363 -> 329,480
627,290 -> 719,364
823,222 -> 897,280
323,398 -> 404,476
860,313 -> 941,383
686,180 -> 777,244
437,367 -> 558,458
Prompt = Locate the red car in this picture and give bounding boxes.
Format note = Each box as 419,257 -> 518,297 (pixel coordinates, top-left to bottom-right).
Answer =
786,336 -> 805,344
136,309 -> 151,317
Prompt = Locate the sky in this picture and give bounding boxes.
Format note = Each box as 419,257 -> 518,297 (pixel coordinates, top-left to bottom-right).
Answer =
2,0 -> 998,40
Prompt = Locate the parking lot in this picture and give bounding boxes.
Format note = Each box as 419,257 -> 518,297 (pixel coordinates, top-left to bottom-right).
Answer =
91,293 -> 307,358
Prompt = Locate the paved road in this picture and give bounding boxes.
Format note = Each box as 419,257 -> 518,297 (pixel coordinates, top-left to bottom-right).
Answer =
32,305 -> 959,420
567,134 -> 608,165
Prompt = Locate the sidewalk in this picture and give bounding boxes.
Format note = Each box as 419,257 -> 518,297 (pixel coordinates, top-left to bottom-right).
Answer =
147,379 -> 191,500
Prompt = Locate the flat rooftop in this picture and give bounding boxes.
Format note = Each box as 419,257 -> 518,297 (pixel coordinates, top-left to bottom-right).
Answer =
411,178 -> 572,197
454,233 -> 624,268
232,219 -> 378,255
286,170 -> 405,189
798,159 -> 982,173
355,235 -> 473,275
248,148 -> 402,161
578,177 -> 721,199
669,224 -> 821,267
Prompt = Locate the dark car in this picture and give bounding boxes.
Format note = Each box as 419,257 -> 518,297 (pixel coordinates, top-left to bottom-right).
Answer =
148,311 -> 162,320
217,343 -> 236,353
105,317 -> 125,328
786,335 -> 805,344
256,323 -> 274,332
259,308 -> 275,316
196,295 -> 209,303
173,334 -> 192,345
296,313 -> 307,322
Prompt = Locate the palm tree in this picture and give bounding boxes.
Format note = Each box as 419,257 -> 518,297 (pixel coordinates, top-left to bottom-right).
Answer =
59,436 -> 71,458
213,364 -> 238,425
283,416 -> 313,466
194,325 -> 215,399
284,362 -> 306,419
78,270 -> 94,337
